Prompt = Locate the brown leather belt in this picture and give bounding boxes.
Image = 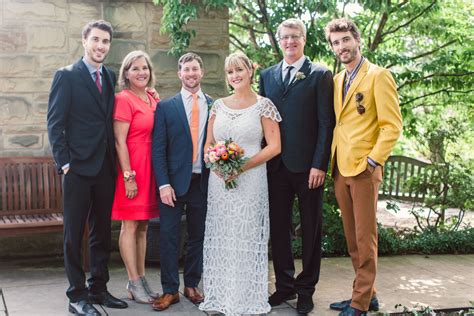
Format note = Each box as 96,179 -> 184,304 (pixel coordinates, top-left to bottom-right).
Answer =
191,173 -> 201,180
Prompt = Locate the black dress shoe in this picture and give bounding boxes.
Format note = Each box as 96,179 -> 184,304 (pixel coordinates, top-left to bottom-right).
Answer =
330,297 -> 379,311
68,300 -> 101,315
268,291 -> 296,306
339,305 -> 367,316
296,294 -> 314,314
89,291 -> 128,309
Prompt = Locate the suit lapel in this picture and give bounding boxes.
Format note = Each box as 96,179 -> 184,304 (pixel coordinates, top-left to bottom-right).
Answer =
335,71 -> 345,120
76,59 -> 107,115
272,62 -> 285,93
174,94 -> 192,140
102,66 -> 115,114
342,59 -> 369,109
284,57 -> 311,96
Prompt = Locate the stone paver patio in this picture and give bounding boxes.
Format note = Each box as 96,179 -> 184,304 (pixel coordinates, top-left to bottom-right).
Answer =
0,254 -> 472,315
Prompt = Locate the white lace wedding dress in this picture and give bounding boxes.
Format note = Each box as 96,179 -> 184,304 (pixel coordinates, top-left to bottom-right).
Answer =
199,96 -> 282,316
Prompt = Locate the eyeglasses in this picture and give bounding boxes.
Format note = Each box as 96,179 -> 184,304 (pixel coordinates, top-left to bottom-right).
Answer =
279,34 -> 304,41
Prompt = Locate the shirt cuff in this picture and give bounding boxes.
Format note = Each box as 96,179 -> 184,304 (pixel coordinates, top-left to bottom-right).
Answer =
367,157 -> 379,167
62,163 -> 70,170
159,184 -> 171,190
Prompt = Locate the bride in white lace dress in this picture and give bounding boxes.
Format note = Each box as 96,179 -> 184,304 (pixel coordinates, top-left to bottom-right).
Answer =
199,52 -> 282,315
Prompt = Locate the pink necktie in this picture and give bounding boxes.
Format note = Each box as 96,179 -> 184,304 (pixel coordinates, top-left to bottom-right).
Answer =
95,70 -> 102,93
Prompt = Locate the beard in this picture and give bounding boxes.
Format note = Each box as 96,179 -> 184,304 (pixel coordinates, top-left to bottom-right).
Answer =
90,55 -> 106,64
338,47 -> 358,64
181,77 -> 201,91
86,48 -> 108,65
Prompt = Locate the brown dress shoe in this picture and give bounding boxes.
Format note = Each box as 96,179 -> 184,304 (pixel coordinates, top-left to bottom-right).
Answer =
152,293 -> 179,311
183,287 -> 204,304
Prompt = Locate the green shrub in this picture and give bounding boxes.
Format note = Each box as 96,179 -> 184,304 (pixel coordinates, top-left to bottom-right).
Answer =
378,226 -> 474,256
283,176 -> 473,258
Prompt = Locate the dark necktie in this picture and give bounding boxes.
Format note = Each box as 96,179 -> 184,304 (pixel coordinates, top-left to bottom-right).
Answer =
95,70 -> 102,93
283,65 -> 294,88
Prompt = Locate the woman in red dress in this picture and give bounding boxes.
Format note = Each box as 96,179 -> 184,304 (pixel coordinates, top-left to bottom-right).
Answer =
112,50 -> 160,303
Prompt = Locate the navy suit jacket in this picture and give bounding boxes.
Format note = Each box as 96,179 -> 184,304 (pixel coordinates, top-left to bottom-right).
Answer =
259,57 -> 335,173
152,92 -> 212,197
47,58 -> 116,176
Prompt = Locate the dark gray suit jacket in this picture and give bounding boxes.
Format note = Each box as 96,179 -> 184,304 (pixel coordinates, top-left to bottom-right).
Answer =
259,57 -> 335,173
47,58 -> 116,176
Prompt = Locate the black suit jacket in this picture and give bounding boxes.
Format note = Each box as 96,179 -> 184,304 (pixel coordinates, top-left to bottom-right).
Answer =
259,57 -> 335,173
152,93 -> 212,197
47,58 -> 117,177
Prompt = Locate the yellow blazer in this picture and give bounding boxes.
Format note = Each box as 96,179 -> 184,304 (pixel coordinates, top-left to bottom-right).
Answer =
331,59 -> 402,177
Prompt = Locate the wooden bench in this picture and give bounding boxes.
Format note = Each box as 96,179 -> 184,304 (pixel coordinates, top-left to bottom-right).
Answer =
0,157 -> 89,270
379,155 -> 433,202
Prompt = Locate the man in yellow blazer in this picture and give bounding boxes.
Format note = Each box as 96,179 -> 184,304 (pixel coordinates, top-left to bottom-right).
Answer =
324,18 -> 402,316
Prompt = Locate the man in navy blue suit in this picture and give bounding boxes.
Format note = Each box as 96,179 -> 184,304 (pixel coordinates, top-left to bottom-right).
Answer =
47,20 -> 127,315
259,18 -> 335,314
151,53 -> 212,311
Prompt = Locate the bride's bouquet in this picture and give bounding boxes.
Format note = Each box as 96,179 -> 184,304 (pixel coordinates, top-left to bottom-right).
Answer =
205,138 -> 249,190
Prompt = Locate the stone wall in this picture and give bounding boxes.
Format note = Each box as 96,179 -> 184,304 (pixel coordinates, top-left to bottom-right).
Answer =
0,0 -> 229,157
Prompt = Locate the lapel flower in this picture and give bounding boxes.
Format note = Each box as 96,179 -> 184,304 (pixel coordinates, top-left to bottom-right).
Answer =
295,71 -> 306,81
206,95 -> 214,111
355,92 -> 365,114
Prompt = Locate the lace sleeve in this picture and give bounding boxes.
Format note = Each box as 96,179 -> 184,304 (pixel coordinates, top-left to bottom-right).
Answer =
259,97 -> 282,122
209,99 -> 220,120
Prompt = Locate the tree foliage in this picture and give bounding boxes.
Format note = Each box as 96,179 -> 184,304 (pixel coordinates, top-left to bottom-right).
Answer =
153,0 -> 473,163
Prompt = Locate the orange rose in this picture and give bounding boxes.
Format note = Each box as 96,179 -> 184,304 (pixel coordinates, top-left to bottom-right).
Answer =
228,143 -> 240,152
221,153 -> 229,160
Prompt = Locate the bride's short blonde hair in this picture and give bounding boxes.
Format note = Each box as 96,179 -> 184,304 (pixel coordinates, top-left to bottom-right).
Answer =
224,52 -> 254,84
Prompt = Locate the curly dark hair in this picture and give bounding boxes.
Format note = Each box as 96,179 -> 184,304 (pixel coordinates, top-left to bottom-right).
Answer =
324,18 -> 360,45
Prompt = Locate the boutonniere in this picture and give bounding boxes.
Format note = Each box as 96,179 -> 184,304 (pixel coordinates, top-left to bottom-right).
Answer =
205,94 -> 213,110
208,100 -> 215,112
295,71 -> 306,81
355,92 -> 365,115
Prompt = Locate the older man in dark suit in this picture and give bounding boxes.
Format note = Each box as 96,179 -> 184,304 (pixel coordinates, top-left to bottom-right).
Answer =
47,20 -> 127,315
259,18 -> 335,314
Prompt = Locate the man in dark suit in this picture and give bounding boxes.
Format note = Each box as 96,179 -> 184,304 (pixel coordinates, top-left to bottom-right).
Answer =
259,18 -> 335,314
47,20 -> 127,315
151,53 -> 211,311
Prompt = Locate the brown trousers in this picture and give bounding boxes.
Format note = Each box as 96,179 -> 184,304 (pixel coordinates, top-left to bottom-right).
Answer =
334,165 -> 382,311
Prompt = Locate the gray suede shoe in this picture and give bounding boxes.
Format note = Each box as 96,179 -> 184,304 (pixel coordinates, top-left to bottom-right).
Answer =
126,279 -> 153,304
140,276 -> 160,299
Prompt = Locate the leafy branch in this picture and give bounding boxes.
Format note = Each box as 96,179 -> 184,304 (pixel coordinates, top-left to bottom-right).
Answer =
398,72 -> 474,90
153,0 -> 232,55
382,1 -> 437,37
400,89 -> 474,106
230,21 -> 266,34
386,39 -> 458,68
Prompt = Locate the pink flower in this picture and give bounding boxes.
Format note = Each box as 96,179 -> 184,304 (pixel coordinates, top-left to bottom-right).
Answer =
208,151 -> 218,163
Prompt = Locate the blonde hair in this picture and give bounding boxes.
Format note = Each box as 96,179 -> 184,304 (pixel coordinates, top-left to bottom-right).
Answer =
118,50 -> 156,90
277,18 -> 307,39
224,52 -> 254,88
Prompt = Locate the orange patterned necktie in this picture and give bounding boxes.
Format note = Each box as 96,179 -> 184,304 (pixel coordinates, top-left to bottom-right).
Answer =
190,93 -> 199,162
